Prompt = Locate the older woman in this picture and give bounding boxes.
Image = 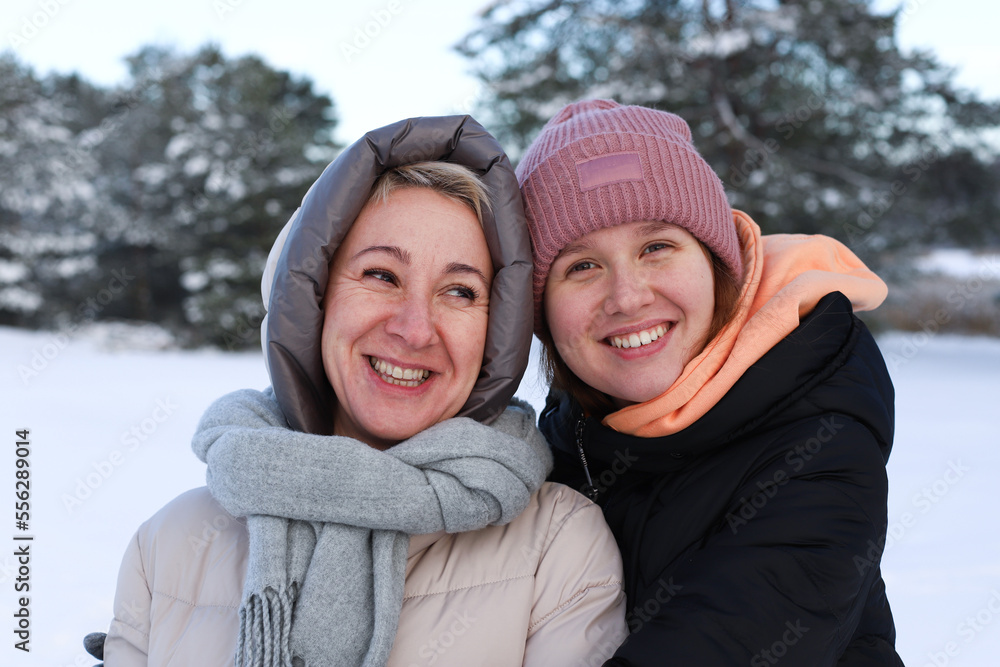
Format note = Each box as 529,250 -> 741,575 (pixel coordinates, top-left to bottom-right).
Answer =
517,100 -> 903,665
100,116 -> 627,666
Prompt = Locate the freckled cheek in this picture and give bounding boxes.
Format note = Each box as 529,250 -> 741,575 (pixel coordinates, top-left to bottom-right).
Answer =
546,294 -> 595,354
681,272 -> 716,320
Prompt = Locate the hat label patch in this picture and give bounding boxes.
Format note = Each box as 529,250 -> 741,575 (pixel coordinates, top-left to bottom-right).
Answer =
576,152 -> 643,191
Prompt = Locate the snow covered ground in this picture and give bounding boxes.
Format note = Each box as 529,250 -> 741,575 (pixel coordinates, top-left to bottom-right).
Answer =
2,324 -> 998,666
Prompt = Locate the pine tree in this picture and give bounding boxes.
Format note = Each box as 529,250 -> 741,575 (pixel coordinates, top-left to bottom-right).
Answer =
0,47 -> 339,346
96,45 -> 340,346
458,0 -> 1000,255
0,56 -> 120,328
102,46 -> 339,346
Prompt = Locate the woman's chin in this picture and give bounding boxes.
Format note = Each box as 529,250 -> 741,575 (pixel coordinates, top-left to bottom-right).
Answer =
590,368 -> 684,410
333,407 -> 431,450
357,421 -> 429,450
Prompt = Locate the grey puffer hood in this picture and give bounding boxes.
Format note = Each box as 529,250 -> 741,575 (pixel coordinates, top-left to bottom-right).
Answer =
259,115 -> 533,434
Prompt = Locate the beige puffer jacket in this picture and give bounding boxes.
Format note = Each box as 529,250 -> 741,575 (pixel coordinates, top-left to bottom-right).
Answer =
105,482 -> 626,666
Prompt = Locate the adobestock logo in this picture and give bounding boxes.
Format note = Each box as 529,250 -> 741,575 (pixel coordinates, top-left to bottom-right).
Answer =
16,267 -> 135,386
726,416 -> 845,535
580,448 -> 639,500
188,512 -> 237,555
750,620 -> 810,666
855,459 -> 970,576
406,609 -> 476,667
922,590 -> 1000,667
61,397 -> 178,513
842,146 -> 941,249
340,1 -> 404,63
626,577 -> 683,633
7,0 -> 72,49
213,0 -> 246,20
885,256 -> 1000,371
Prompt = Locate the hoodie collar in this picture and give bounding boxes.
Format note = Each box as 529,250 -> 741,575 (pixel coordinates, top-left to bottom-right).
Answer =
603,210 -> 887,438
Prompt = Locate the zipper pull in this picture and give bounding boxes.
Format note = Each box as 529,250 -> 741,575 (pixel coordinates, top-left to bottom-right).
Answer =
576,418 -> 600,502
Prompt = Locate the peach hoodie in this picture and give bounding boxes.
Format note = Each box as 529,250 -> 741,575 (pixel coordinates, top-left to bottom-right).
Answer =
604,210 -> 888,437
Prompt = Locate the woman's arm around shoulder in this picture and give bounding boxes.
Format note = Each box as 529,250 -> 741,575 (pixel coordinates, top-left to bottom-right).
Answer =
523,482 -> 628,667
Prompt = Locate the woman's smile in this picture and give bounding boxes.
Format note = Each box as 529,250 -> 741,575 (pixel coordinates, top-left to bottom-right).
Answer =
367,355 -> 432,387
605,322 -> 671,349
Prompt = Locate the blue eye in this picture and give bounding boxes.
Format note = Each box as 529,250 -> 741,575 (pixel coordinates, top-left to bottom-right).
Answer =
569,261 -> 596,273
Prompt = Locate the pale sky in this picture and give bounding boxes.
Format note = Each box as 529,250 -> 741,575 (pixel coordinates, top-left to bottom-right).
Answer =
2,0 -> 997,145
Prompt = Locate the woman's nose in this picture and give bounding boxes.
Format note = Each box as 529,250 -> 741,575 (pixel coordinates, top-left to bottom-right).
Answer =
384,297 -> 438,348
604,268 -> 654,316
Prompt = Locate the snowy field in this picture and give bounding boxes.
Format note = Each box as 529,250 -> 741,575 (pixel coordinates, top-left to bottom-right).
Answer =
2,324 -> 999,666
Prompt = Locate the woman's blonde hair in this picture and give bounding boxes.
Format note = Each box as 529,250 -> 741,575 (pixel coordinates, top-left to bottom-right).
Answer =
368,161 -> 492,224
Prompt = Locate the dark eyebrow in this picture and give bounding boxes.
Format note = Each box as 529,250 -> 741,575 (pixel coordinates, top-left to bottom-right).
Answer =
445,262 -> 491,286
637,221 -> 681,236
352,245 -> 411,264
557,238 -> 595,259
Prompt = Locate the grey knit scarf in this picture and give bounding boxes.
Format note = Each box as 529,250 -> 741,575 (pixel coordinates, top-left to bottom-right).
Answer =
191,388 -> 552,667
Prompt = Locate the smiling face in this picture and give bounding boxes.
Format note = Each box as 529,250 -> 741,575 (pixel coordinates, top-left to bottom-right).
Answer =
321,187 -> 492,449
543,221 -> 716,408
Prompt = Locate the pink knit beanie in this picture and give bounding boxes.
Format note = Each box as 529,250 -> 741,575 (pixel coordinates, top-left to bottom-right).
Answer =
516,99 -> 743,334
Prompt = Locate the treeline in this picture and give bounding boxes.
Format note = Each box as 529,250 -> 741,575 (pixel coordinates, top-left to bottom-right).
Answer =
3,1 -> 1000,348
459,0 -> 1000,254
0,45 -> 338,348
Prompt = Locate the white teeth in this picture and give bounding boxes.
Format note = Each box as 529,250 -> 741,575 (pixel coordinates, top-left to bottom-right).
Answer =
369,357 -> 430,387
610,325 -> 668,349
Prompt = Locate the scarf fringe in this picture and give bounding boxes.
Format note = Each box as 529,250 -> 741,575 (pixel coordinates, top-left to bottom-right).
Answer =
236,586 -> 296,667
200,391 -> 548,665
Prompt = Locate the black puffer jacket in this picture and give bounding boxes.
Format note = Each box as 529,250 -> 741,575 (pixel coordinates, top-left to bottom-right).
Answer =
540,292 -> 903,666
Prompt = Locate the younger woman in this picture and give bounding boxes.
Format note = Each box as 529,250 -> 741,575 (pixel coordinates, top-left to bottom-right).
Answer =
517,99 -> 903,665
